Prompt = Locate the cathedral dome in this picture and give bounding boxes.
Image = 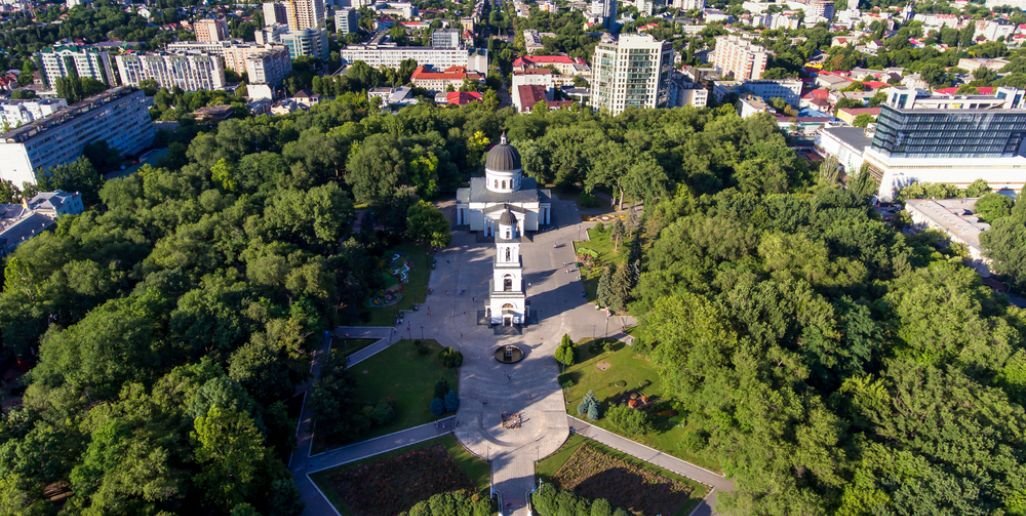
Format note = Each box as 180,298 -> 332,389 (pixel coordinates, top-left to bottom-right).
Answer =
485,133 -> 522,172
498,207 -> 518,226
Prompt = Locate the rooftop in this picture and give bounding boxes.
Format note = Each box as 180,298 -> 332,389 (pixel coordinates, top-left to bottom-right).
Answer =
905,198 -> 988,250
821,125 -> 873,150
1,87 -> 141,144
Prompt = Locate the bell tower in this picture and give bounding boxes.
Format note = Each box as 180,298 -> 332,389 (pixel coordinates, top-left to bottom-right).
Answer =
488,206 -> 527,326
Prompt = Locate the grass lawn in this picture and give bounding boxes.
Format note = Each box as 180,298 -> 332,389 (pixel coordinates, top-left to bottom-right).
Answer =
560,340 -> 720,471
573,224 -> 626,302
361,244 -> 432,326
335,338 -> 378,357
315,339 -> 458,451
312,434 -> 490,515
537,434 -> 707,516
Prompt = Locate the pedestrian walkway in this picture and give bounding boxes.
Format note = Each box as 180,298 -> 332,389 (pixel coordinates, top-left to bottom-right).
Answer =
305,417 -> 456,473
567,416 -> 734,515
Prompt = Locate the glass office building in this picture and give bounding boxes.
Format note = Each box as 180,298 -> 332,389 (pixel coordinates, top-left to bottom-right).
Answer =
871,105 -> 1026,158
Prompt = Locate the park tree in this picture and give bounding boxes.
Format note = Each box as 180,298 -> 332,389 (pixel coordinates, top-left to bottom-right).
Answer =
406,200 -> 451,248
852,113 -> 875,128
555,334 -> 575,367
974,192 -> 1013,222
37,157 -> 103,204
192,406 -> 265,510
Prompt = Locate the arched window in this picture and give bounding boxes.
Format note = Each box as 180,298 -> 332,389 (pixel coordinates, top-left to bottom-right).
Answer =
503,274 -> 513,291
505,229 -> 511,239
505,247 -> 511,261
502,180 -> 507,189
502,303 -> 515,315
494,179 -> 498,188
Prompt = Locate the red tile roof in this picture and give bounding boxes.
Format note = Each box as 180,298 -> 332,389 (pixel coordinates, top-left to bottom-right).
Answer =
412,65 -> 480,81
512,55 -> 583,67
862,80 -> 888,90
517,84 -> 546,111
445,91 -> 483,105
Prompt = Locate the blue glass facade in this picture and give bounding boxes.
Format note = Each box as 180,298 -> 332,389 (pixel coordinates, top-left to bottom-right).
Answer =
870,105 -> 1026,158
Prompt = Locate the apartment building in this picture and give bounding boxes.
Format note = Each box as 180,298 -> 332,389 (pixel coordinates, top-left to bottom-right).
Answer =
284,0 -> 325,30
432,29 -> 462,49
335,8 -> 360,34
712,35 -> 769,81
281,28 -> 329,60
340,45 -> 488,73
0,98 -> 68,129
589,34 -> 673,115
194,18 -> 229,42
263,2 -> 287,26
34,45 -> 117,90
0,88 -> 155,186
246,47 -> 292,86
116,52 -> 226,91
671,0 -> 704,9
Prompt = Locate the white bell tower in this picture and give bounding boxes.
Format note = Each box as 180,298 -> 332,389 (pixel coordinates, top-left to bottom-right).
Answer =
488,207 -> 527,326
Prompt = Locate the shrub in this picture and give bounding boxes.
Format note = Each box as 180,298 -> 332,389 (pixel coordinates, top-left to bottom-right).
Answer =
531,483 -> 624,516
577,390 -> 600,420
444,390 -> 460,412
605,405 -> 651,435
434,379 -> 450,399
430,397 -> 446,416
364,401 -> 395,426
438,347 -> 463,368
594,221 -> 606,232
555,335 -> 575,367
407,490 -> 493,516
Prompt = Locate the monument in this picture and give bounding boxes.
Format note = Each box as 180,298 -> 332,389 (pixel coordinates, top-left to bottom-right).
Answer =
487,206 -> 527,326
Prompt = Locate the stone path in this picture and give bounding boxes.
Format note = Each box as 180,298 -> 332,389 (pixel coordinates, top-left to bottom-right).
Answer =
567,416 -> 735,516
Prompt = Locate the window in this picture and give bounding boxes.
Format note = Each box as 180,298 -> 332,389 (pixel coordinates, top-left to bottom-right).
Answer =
502,180 -> 507,189
505,229 -> 511,239
503,274 -> 512,291
505,248 -> 511,261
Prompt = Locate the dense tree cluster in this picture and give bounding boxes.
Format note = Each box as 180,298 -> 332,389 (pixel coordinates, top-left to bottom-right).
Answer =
634,179 -> 1026,512
532,483 -> 626,516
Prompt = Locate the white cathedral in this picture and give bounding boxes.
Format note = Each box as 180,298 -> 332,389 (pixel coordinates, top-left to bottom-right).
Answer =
456,134 -> 552,237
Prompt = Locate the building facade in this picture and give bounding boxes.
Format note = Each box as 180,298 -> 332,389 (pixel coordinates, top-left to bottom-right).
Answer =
432,29 -> 462,49
194,18 -> 229,42
263,1 -> 288,26
116,53 -> 226,91
671,0 -> 704,9
712,35 -> 769,81
589,34 -> 673,115
590,0 -> 617,29
335,8 -> 360,34
340,45 -> 488,73
284,0 -> 325,30
0,98 -> 68,129
0,88 -> 155,186
487,208 -> 528,326
410,65 -> 481,91
34,45 -> 117,90
246,47 -> 292,86
281,28 -> 329,60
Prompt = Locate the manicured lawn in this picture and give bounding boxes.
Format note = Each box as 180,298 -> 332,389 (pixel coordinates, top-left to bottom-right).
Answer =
537,434 -> 707,516
312,434 -> 490,515
361,244 -> 432,326
350,339 -> 458,438
573,224 -> 626,302
559,340 -> 719,471
335,338 -> 378,357
314,339 -> 458,451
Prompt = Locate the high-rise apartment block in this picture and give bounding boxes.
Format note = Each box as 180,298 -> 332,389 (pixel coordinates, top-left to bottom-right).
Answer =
166,42 -> 291,76
281,28 -> 329,60
589,34 -> 673,115
0,88 -> 155,187
432,29 -> 462,49
34,45 -> 117,90
335,8 -> 360,34
590,0 -> 617,29
263,2 -> 288,26
0,98 -> 68,129
284,0 -> 325,30
712,36 -> 769,81
194,18 -> 229,42
116,53 -> 226,91
245,47 -> 292,86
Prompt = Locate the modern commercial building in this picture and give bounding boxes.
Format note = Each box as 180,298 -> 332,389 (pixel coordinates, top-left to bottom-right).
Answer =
281,28 -> 329,60
0,88 -> 155,187
712,35 -> 769,81
34,45 -> 117,90
335,8 -> 360,34
194,18 -> 229,42
668,75 -> 708,108
245,47 -> 292,86
263,1 -> 288,26
1,98 -> 68,129
589,34 -> 673,115
284,0 -> 325,30
340,44 -> 488,73
712,79 -> 803,107
432,29 -> 462,49
116,52 -> 226,91
817,87 -> 1026,200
